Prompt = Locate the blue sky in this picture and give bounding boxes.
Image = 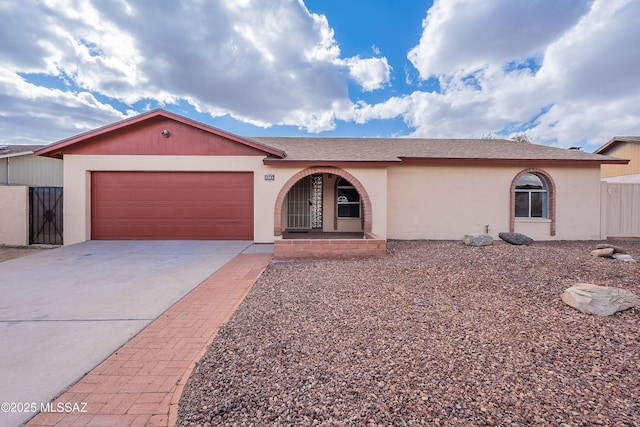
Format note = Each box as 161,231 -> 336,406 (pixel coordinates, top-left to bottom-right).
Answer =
1,0 -> 639,150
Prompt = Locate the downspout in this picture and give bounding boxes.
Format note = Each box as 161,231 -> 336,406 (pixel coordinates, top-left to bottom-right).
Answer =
6,157 -> 9,185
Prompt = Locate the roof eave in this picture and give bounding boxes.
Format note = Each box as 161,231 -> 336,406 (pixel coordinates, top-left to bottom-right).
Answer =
398,157 -> 630,166
263,159 -> 400,167
0,150 -> 37,159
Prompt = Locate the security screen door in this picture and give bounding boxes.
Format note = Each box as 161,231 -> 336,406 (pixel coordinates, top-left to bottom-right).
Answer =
286,175 -> 323,230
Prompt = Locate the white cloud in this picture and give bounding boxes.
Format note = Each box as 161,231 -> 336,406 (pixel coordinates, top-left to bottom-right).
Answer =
0,0 -> 390,143
1,0 -> 638,147
0,69 -> 126,144
398,0 -> 640,148
408,0 -> 593,78
338,56 -> 391,92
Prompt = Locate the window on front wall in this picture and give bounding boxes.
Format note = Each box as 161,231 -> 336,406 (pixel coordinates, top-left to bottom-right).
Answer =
337,178 -> 360,218
515,173 -> 548,218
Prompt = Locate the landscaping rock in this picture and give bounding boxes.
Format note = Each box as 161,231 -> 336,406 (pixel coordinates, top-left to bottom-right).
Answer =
590,248 -> 614,258
595,243 -> 628,254
463,234 -> 493,246
498,232 -> 534,246
561,283 -> 640,316
179,240 -> 640,427
612,253 -> 636,263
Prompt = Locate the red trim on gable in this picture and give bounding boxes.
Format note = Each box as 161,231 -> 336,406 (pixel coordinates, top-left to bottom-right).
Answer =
36,109 -> 286,159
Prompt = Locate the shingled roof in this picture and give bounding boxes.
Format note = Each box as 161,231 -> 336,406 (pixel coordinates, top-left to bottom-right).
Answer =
252,137 -> 627,165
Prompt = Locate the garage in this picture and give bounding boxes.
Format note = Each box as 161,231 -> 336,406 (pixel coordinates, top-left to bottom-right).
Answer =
91,171 -> 253,240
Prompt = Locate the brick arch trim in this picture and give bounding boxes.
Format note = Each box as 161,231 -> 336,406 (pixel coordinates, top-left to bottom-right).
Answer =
509,168 -> 556,236
274,167 -> 373,236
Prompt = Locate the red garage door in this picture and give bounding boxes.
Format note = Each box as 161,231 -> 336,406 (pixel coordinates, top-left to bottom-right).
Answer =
91,172 -> 253,240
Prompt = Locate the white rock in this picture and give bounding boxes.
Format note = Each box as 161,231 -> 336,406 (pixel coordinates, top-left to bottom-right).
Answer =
612,253 -> 636,263
561,283 -> 640,316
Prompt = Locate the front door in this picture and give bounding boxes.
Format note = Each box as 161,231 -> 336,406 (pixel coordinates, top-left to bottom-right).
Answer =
286,175 -> 323,230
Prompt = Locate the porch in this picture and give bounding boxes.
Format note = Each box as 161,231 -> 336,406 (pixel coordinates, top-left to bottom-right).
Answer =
274,231 -> 386,259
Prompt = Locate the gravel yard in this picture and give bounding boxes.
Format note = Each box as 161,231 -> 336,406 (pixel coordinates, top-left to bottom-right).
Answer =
178,240 -> 640,427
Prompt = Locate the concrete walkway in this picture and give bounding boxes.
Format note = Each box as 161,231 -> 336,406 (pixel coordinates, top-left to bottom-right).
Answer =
24,248 -> 273,426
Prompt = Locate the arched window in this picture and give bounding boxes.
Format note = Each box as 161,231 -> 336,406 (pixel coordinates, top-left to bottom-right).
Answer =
515,173 -> 548,218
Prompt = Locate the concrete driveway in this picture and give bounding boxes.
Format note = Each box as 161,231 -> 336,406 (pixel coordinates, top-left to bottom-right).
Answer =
0,240 -> 254,427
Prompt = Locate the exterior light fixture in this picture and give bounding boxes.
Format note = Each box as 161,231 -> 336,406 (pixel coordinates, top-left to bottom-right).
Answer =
160,129 -> 170,138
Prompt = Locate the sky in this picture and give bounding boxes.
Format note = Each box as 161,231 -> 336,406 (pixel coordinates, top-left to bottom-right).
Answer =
1,0 -> 639,151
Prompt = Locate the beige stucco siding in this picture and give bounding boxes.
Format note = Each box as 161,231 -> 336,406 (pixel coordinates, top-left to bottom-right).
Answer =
387,165 -> 603,241
0,186 -> 29,245
542,166 -> 603,239
387,165 -> 510,240
63,154 -> 603,244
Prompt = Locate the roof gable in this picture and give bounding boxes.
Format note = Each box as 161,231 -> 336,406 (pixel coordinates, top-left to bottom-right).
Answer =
595,136 -> 640,155
36,110 -> 285,159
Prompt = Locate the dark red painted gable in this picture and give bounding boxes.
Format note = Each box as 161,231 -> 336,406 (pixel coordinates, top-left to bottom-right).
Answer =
36,109 -> 285,159
62,116 -> 265,156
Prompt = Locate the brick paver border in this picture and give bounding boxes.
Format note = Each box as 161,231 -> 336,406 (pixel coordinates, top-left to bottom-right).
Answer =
26,253 -> 273,427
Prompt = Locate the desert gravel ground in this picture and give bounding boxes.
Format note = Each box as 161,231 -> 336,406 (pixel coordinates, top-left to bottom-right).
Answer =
178,240 -> 640,427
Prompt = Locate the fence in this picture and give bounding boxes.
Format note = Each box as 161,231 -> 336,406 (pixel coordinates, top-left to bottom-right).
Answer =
603,183 -> 640,237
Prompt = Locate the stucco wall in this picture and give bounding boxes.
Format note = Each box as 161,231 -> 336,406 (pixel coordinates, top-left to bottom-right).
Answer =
63,155 -> 603,244
0,186 -> 29,246
387,164 -> 603,241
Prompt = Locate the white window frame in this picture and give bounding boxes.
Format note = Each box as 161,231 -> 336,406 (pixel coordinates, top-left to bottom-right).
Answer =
515,173 -> 548,219
336,179 -> 361,219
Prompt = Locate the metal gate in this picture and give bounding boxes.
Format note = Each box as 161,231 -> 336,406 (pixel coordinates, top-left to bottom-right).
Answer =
29,187 -> 63,245
286,175 -> 323,230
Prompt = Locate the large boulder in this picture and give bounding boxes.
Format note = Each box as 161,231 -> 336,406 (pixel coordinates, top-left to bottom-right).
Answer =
498,232 -> 533,246
463,234 -> 493,246
595,243 -> 628,254
561,283 -> 640,316
591,248 -> 614,258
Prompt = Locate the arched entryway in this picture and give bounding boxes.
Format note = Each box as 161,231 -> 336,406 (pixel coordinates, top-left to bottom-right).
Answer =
274,167 -> 373,237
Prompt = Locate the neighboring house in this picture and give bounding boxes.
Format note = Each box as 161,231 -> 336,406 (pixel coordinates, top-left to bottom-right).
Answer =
594,136 -> 640,183
35,110 -> 626,256
0,145 -> 64,246
0,145 -> 63,186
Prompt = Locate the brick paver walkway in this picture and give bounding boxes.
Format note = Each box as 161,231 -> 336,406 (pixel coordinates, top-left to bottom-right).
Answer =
26,253 -> 273,427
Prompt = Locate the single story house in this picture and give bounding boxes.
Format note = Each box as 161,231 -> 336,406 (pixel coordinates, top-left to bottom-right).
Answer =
36,110 -> 626,257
